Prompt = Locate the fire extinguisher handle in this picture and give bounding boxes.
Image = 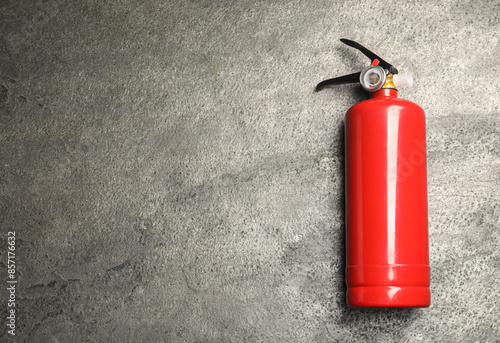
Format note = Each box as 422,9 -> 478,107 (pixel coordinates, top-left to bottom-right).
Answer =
340,39 -> 399,75
315,72 -> 361,92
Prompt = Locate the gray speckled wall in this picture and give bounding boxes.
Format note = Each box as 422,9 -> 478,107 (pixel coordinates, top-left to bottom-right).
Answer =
1,0 -> 499,342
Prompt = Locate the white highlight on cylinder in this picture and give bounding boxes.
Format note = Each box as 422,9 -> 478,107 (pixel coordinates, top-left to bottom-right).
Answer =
386,106 -> 400,265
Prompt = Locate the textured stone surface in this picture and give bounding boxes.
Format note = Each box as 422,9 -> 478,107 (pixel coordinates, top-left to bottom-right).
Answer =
0,0 -> 499,342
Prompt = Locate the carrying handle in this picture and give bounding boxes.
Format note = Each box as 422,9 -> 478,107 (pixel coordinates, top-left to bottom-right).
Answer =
315,72 -> 360,92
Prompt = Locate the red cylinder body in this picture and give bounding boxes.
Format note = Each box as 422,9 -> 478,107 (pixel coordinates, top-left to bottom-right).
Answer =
345,88 -> 430,307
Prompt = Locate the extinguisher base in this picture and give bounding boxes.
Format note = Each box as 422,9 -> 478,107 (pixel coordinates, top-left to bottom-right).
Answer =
347,286 -> 430,308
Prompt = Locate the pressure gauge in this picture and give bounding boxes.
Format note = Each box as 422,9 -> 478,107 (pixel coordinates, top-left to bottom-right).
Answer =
360,65 -> 386,92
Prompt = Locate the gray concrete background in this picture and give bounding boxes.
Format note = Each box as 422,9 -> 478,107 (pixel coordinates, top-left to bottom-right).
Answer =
1,0 -> 499,342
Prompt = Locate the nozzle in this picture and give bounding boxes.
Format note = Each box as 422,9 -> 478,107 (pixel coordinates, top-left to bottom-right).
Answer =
393,71 -> 413,88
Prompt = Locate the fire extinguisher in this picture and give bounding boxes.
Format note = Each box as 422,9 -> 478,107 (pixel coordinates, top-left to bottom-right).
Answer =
316,39 -> 430,307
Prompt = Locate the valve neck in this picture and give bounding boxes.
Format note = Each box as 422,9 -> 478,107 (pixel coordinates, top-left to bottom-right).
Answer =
371,88 -> 398,98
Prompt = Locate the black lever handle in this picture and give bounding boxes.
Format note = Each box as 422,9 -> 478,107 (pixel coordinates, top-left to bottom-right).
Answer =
316,39 -> 399,92
340,39 -> 398,74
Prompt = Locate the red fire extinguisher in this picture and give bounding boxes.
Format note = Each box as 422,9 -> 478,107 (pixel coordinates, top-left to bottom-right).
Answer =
316,39 -> 430,307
